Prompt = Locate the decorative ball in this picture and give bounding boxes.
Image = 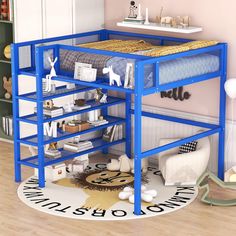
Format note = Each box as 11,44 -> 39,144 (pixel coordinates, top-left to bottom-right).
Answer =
225,78 -> 236,99
3,45 -> 11,60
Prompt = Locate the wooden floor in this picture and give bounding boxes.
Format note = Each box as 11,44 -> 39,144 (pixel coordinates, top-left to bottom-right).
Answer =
0,141 -> 236,236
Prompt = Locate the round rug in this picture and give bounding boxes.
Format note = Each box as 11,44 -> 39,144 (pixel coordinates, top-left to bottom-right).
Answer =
18,163 -> 198,220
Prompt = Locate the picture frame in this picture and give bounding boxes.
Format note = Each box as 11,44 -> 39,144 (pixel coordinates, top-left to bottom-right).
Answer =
80,67 -> 97,82
124,62 -> 134,89
74,62 -> 92,80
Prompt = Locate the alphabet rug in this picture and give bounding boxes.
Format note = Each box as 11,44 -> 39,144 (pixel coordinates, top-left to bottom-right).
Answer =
17,163 -> 198,220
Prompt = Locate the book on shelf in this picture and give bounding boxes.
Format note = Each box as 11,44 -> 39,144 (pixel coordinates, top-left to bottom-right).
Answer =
8,0 -> 13,21
34,106 -> 64,117
123,17 -> 145,24
64,141 -> 93,153
45,149 -> 62,158
2,115 -> 13,136
89,119 -> 108,127
113,124 -> 123,141
73,104 -> 91,111
102,125 -> 117,142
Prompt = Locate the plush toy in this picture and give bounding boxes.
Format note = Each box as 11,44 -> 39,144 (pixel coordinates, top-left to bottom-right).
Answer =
107,154 -> 148,173
3,76 -> 12,99
119,185 -> 157,203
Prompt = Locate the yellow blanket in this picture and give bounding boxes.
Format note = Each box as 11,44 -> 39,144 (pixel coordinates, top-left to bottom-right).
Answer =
79,39 -> 219,57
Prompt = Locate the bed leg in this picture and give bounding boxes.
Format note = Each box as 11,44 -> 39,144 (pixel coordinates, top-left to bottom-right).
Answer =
125,93 -> 132,158
218,44 -> 227,180
14,142 -> 22,182
134,62 -> 143,215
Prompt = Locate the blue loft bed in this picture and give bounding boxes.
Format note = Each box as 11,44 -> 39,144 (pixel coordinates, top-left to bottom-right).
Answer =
11,29 -> 227,215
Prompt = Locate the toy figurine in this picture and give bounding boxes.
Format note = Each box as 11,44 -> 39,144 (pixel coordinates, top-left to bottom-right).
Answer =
103,66 -> 122,87
94,88 -> 103,102
128,1 -> 137,19
100,93 -> 108,103
44,100 -> 54,109
44,57 -> 58,93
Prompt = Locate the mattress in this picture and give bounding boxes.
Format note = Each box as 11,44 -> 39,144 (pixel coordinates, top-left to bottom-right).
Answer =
59,50 -> 220,89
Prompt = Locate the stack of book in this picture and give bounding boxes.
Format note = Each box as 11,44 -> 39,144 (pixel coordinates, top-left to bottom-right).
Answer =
89,119 -> 108,127
34,106 -> 64,118
64,141 -> 93,153
73,104 -> 91,111
45,149 -> 62,159
123,17 -> 145,24
2,115 -> 13,136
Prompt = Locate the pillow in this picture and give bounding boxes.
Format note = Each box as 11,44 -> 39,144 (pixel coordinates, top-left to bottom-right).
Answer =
144,40 -> 219,57
182,40 -> 219,50
178,141 -> 198,154
145,45 -> 190,57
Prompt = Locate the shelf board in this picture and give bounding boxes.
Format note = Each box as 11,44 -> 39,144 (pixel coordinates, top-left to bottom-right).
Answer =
18,96 -> 125,124
0,98 -> 13,103
0,59 -> 11,64
17,84 -> 94,102
117,22 -> 203,34
19,115 -> 125,146
54,74 -> 134,94
0,20 -> 13,24
18,68 -> 134,94
19,137 -> 126,168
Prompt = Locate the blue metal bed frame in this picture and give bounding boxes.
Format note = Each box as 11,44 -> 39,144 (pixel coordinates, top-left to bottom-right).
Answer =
11,29 -> 227,215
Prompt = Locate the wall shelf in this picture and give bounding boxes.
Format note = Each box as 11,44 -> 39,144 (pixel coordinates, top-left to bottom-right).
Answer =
0,98 -> 13,103
0,20 -> 13,24
117,22 -> 203,34
0,59 -> 11,64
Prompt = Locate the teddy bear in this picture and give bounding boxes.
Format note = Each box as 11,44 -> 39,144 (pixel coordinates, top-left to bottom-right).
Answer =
3,76 -> 12,100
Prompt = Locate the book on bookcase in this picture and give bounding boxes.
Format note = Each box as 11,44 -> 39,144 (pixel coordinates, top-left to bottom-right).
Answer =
2,115 -> 13,136
8,0 -> 13,21
102,125 -> 117,142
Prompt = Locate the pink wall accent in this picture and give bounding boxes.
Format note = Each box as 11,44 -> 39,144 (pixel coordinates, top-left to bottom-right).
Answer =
105,0 -> 236,119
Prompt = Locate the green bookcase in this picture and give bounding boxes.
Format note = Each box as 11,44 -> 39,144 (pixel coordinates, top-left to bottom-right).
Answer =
0,0 -> 14,141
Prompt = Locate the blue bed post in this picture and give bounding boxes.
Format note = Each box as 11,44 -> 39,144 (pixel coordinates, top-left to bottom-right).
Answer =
218,43 -> 228,180
99,30 -> 110,155
35,47 -> 46,188
11,44 -> 21,182
125,93 -> 132,158
134,62 -> 143,215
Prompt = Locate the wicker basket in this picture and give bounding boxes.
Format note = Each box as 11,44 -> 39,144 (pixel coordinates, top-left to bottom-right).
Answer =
65,121 -> 90,133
